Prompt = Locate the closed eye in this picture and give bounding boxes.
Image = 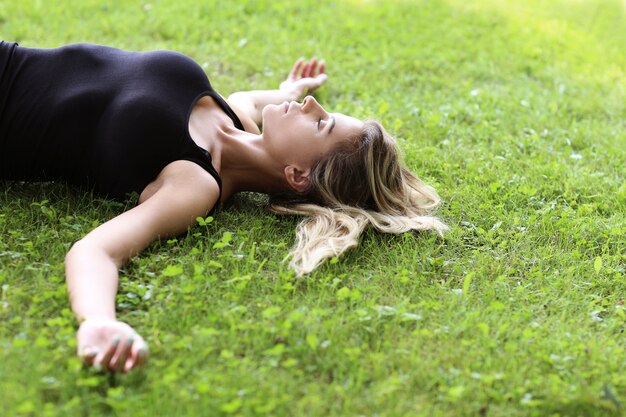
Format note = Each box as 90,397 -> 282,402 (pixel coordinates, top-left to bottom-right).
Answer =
327,116 -> 336,134
317,116 -> 335,132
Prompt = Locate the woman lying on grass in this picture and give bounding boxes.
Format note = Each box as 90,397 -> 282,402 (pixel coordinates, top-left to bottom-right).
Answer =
0,41 -> 447,372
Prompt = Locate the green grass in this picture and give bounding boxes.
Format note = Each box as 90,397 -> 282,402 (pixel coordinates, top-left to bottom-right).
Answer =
1,0 -> 625,416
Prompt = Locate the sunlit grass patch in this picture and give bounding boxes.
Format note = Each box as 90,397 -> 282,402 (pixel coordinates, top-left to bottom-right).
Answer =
0,0 -> 625,416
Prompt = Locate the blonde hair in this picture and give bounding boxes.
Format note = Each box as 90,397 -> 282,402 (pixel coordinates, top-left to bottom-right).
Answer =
269,121 -> 448,276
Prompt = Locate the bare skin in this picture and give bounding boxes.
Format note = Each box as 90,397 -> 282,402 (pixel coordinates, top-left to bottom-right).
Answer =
68,57 -> 363,372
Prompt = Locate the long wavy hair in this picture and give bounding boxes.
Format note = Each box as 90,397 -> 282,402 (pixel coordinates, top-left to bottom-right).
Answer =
269,120 -> 448,276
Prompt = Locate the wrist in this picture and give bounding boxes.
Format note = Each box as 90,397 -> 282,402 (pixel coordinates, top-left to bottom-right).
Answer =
74,308 -> 117,322
279,85 -> 302,101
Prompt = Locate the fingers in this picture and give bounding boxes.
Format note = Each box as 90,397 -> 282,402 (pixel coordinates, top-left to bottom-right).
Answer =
79,346 -> 100,366
289,58 -> 305,80
94,334 -> 121,371
108,333 -> 149,373
90,334 -> 148,373
77,319 -> 149,373
136,346 -> 149,367
300,59 -> 312,78
298,58 -> 325,79
301,57 -> 317,78
124,343 -> 149,373
111,333 -> 134,372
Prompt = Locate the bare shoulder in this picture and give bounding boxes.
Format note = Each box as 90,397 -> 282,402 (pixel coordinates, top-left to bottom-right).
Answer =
139,160 -> 220,205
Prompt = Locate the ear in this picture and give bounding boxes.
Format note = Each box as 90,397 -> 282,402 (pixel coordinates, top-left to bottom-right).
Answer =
284,165 -> 311,193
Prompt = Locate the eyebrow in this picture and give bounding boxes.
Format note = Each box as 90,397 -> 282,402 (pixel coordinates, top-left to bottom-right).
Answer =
328,116 -> 336,134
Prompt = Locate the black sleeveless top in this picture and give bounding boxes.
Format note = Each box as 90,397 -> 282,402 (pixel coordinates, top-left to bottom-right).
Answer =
0,42 -> 243,201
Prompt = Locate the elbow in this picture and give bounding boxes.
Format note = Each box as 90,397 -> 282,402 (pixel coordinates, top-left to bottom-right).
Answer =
227,92 -> 249,107
65,238 -> 125,269
65,239 -> 85,265
227,92 -> 242,101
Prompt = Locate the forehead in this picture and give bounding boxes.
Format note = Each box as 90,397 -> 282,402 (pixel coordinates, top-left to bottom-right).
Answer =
331,113 -> 364,137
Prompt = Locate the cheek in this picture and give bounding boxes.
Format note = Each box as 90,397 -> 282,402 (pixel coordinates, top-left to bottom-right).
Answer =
297,140 -> 328,166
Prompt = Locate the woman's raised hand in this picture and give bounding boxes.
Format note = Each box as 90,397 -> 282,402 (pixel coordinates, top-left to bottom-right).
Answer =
77,318 -> 149,373
279,57 -> 327,98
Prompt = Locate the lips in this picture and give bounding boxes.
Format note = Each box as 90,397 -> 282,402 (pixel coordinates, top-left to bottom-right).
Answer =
284,102 -> 289,113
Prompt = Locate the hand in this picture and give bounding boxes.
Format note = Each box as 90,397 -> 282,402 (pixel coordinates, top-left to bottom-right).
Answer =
77,318 -> 149,373
279,57 -> 327,98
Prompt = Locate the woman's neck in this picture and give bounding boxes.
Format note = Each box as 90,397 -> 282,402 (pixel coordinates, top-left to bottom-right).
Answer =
215,127 -> 288,201
189,96 -> 289,201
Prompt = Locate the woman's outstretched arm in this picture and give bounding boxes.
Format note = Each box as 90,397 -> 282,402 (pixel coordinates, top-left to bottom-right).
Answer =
227,57 -> 327,126
65,160 -> 219,372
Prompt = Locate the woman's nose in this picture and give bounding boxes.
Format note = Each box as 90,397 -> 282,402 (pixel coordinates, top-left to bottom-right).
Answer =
302,95 -> 320,112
